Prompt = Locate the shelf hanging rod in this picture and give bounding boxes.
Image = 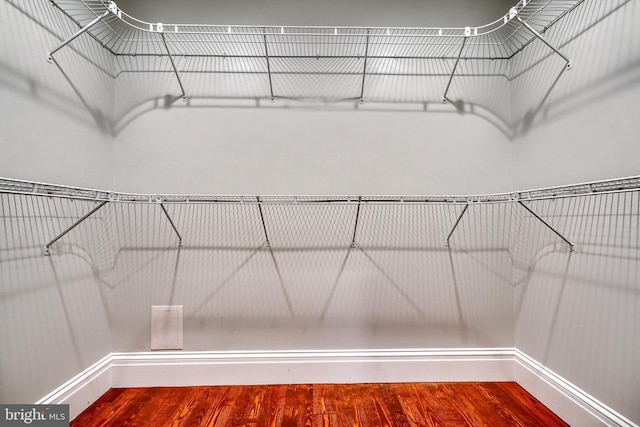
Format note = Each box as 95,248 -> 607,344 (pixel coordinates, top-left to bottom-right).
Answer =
44,201 -> 108,256
47,9 -> 110,63
516,16 -> 572,70
446,204 -> 468,247
442,37 -> 467,103
160,33 -> 187,101
518,201 -> 575,251
160,204 -> 183,246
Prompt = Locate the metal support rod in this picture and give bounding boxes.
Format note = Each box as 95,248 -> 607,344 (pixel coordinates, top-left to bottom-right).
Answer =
518,201 -> 575,251
44,201 -> 108,255
263,29 -> 275,102
47,9 -> 110,63
350,197 -> 362,247
256,197 -> 271,247
160,204 -> 183,247
446,204 -> 468,247
517,16 -> 572,70
442,37 -> 467,103
359,30 -> 370,104
160,33 -> 187,101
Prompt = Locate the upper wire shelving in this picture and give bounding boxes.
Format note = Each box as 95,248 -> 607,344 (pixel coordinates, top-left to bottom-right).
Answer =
46,0 -> 583,106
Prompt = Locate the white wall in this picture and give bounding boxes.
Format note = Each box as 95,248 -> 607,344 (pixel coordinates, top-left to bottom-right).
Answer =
511,0 -> 640,189
509,2 -> 640,422
0,0 -> 114,404
103,201 -> 515,353
110,0 -> 517,196
112,106 -> 513,195
514,193 -> 640,423
0,0 -> 113,189
0,194 -> 112,404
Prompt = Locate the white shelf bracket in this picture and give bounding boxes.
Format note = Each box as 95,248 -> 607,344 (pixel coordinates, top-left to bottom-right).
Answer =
44,201 -> 109,256
160,33 -> 187,101
446,204 -> 468,247
159,204 -> 183,247
351,196 -> 362,248
359,30 -> 371,104
47,8 -> 110,63
262,29 -> 275,102
518,201 -> 575,251
517,16 -> 572,70
442,37 -> 467,103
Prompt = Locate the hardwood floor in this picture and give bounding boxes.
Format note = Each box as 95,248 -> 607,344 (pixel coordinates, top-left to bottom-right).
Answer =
71,382 -> 569,426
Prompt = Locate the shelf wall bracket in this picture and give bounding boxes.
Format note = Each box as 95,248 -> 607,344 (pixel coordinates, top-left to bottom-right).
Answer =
518,201 -> 575,251
351,197 -> 362,248
160,204 -> 183,247
160,33 -> 187,101
44,201 -> 108,256
446,204 -> 468,247
263,29 -> 275,102
359,30 -> 371,104
442,37 -> 467,103
516,16 -> 572,70
47,9 -> 110,63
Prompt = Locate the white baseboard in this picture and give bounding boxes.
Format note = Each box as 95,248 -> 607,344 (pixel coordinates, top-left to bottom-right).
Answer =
110,348 -> 515,387
35,354 -> 112,421
37,348 -> 637,426
514,350 -> 637,427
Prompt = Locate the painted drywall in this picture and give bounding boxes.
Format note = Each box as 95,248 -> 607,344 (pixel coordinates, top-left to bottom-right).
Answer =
0,0 -> 113,189
100,201 -> 516,353
0,194 -> 112,404
110,0 -> 516,195
509,2 -> 640,423
511,0 -> 640,189
112,105 -> 513,195
0,0 -> 114,404
514,193 -> 640,424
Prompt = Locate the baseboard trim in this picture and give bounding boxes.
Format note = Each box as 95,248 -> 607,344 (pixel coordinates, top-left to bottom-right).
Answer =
35,354 -> 112,420
38,349 -> 637,426
514,350 -> 637,427
110,348 -> 515,387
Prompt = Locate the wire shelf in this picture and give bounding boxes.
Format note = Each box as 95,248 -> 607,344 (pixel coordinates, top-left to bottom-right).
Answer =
38,0 -> 591,125
51,0 -> 583,60
2,176 -> 639,205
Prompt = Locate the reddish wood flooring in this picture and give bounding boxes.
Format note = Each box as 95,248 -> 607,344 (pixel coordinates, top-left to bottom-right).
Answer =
71,383 -> 568,426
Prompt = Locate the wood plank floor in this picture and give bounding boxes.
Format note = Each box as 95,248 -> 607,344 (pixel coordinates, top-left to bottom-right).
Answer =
71,383 -> 569,426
